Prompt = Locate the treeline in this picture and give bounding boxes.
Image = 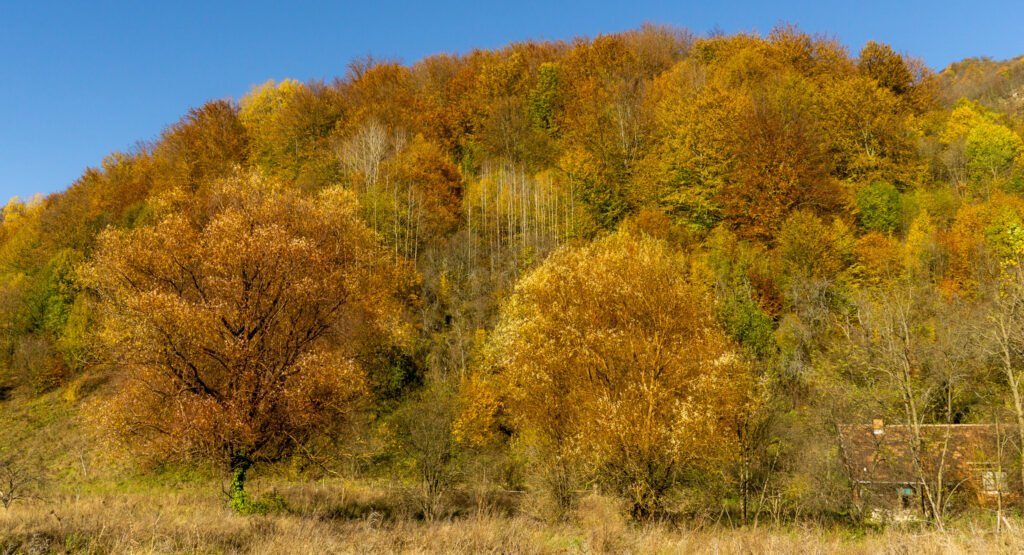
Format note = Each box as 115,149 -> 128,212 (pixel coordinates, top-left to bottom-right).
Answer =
2,24 -> 1024,524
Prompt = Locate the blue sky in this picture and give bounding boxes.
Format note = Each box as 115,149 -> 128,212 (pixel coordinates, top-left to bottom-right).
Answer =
2,0 -> 1022,203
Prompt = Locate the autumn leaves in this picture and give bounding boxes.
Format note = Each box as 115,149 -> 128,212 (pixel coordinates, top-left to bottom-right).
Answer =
82,174 -> 408,506
478,233 -> 750,518
83,169 -> 748,517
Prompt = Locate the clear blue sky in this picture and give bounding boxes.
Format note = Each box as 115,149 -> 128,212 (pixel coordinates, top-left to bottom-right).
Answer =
2,0 -> 1022,203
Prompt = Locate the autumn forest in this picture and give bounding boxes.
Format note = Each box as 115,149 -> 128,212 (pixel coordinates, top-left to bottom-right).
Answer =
4,24 -> 1024,552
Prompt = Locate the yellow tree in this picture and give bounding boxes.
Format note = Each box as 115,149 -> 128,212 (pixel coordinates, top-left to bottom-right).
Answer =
858,41 -> 934,113
238,79 -> 304,174
819,74 -> 920,186
238,80 -> 345,186
559,36 -> 651,229
83,171 -> 407,511
977,197 -> 1024,496
485,232 -> 750,518
644,65 -> 747,231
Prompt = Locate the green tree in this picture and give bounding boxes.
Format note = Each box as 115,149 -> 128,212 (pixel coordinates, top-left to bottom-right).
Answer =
856,181 -> 901,233
966,122 -> 1023,184
528,62 -> 563,134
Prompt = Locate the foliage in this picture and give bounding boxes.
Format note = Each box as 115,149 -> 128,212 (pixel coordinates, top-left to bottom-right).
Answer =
966,121 -> 1023,183
856,181 -> 902,233
485,232 -> 751,518
389,379 -> 462,519
6,24 -> 1024,528
528,62 -> 563,134
82,171 -> 408,506
719,294 -> 776,360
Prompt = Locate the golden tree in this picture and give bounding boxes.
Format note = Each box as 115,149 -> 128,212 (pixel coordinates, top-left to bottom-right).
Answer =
83,171 -> 406,510
485,232 -> 750,518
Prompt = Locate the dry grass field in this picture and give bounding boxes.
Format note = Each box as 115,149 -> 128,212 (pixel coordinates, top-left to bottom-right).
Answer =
3,381 -> 1023,554
2,480 -> 1024,554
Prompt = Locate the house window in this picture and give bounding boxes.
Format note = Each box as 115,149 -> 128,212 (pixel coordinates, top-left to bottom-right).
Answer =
982,470 -> 1008,493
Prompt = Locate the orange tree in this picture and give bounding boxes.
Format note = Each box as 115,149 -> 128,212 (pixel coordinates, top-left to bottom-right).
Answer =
481,232 -> 751,518
83,171 -> 407,511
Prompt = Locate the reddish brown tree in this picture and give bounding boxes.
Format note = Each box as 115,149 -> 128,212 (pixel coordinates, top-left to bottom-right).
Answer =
84,171 -> 408,510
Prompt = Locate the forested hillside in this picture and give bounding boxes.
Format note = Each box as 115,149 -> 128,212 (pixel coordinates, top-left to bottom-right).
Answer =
3,24 -> 1024,540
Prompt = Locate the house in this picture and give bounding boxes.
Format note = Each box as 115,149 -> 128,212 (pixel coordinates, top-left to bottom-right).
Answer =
837,420 -> 1018,516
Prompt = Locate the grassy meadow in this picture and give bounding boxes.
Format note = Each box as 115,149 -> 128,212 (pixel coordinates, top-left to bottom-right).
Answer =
0,389 -> 1021,554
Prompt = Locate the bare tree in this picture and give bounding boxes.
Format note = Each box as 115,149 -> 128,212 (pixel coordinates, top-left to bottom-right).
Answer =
983,253 -> 1024,495
390,379 -> 461,520
0,457 -> 41,509
337,118 -> 391,192
843,283 -> 978,529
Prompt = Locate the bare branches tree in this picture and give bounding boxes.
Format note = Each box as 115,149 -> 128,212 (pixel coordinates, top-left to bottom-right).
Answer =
842,283 -> 979,529
0,457 -> 41,509
982,248 -> 1024,497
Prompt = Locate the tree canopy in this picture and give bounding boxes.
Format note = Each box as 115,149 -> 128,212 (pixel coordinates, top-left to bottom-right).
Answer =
82,171 -> 407,507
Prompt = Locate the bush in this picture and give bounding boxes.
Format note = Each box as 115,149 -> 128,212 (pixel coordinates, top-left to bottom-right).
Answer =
720,294 -> 776,360
13,335 -> 67,394
389,379 -> 462,520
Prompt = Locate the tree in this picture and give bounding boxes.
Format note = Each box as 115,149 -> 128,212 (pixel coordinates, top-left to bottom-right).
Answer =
718,74 -> 841,240
819,75 -> 919,185
392,135 -> 464,241
856,181 -> 902,233
840,282 -> 979,528
981,210 -> 1024,497
238,79 -> 305,174
356,134 -> 463,262
966,122 -> 1023,187
337,118 -> 393,192
0,456 -> 41,509
559,36 -> 651,229
484,232 -> 750,518
858,42 -> 914,97
938,100 -> 1019,197
528,62 -> 564,135
83,171 -> 407,511
389,379 -> 462,519
645,75 -> 745,231
154,100 -> 249,193
239,80 -> 345,186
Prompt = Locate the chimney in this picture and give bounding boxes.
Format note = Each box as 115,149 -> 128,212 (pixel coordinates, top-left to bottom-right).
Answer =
872,418 -> 885,436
